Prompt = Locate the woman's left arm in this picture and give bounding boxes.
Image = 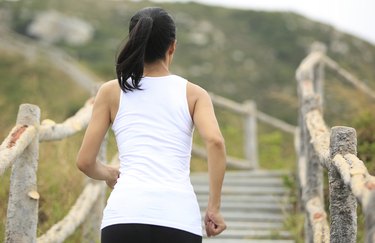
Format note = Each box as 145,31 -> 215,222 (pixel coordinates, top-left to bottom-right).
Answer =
76,83 -> 119,188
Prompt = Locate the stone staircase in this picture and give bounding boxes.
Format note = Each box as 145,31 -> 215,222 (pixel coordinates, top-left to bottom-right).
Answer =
190,170 -> 295,243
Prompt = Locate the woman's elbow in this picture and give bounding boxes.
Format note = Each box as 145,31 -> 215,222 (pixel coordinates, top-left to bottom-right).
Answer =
207,135 -> 225,149
76,155 -> 90,173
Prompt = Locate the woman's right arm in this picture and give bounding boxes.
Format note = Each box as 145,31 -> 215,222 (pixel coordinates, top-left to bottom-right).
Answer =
188,83 -> 227,237
76,83 -> 120,188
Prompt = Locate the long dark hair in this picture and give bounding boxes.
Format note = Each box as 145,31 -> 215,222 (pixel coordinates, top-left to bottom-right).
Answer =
116,7 -> 176,92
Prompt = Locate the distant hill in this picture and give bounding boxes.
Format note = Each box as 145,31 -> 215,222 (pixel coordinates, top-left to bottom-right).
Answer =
2,0 -> 375,124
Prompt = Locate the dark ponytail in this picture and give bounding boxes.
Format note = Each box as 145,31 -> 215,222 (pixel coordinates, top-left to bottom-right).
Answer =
116,7 -> 176,92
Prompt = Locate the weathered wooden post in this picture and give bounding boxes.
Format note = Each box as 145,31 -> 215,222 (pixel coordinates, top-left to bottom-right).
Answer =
329,126 -> 357,243
310,42 -> 326,107
243,100 -> 258,169
296,50 -> 327,242
5,104 -> 40,243
301,95 -> 326,243
294,124 -> 305,213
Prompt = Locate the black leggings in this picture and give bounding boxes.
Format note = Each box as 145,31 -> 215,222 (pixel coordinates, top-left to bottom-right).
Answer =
101,224 -> 202,243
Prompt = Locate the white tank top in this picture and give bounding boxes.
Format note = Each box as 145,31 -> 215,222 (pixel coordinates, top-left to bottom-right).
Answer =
101,75 -> 202,236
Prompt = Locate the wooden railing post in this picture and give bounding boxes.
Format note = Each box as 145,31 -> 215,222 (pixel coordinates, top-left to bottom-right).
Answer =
329,126 -> 357,243
5,104 -> 40,243
243,100 -> 258,169
294,125 -> 304,212
310,42 -> 326,107
300,95 -> 326,243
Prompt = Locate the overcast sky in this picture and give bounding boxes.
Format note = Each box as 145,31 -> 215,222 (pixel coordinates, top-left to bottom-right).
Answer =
151,0 -> 375,45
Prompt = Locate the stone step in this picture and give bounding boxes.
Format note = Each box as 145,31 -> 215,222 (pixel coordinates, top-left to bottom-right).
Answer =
196,194 -> 289,204
193,170 -> 289,176
197,201 -> 291,213
206,229 -> 291,239
191,170 -> 293,242
203,239 -> 295,243
194,185 -> 288,195
191,171 -> 287,178
214,221 -> 284,230
191,174 -> 286,180
191,177 -> 285,187
205,211 -> 285,222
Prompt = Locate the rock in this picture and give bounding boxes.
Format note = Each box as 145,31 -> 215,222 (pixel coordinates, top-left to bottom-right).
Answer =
27,10 -> 94,46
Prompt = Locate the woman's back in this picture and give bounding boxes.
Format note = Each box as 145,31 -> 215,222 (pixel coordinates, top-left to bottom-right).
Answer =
112,75 -> 194,188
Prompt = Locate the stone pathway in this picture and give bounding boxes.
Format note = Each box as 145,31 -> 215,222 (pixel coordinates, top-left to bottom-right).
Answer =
191,170 -> 295,243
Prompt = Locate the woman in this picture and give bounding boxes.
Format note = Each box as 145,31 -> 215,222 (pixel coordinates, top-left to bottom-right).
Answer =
76,7 -> 226,243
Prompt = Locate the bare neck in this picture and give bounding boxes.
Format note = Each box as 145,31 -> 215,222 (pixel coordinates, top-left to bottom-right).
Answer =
143,59 -> 171,77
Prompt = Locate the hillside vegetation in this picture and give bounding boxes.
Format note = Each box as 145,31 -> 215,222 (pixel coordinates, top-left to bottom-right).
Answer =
3,0 -> 375,124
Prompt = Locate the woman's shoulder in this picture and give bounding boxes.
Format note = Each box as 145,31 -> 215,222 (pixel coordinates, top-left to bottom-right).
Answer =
186,80 -> 211,115
99,79 -> 119,91
186,80 -> 209,97
96,79 -> 119,96
94,79 -> 120,104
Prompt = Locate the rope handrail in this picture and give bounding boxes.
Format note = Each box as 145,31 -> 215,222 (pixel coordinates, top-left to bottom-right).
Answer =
209,92 -> 248,115
36,155 -> 119,243
209,92 -> 297,134
305,196 -> 330,242
323,56 -> 375,100
37,182 -> 104,243
0,100 -> 93,177
257,110 -> 296,134
296,46 -> 375,101
332,154 -> 375,209
192,145 -> 252,170
304,110 -> 330,167
296,43 -> 375,243
39,99 -> 93,142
